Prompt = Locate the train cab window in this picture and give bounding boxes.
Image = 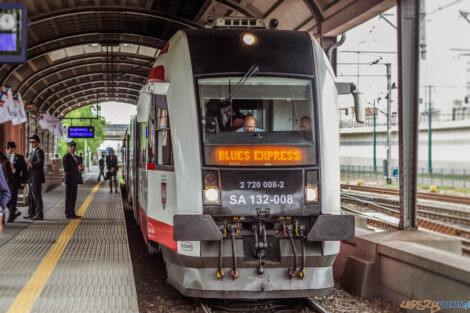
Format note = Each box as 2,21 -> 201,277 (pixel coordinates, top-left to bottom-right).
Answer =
198,77 -> 316,166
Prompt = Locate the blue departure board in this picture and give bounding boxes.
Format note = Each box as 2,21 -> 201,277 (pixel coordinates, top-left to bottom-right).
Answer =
0,3 -> 27,63
68,127 -> 95,138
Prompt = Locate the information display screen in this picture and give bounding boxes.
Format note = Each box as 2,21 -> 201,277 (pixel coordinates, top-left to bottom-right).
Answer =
68,127 -> 95,138
0,3 -> 27,63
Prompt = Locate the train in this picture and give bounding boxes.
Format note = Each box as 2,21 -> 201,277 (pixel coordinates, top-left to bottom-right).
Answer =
122,17 -> 363,299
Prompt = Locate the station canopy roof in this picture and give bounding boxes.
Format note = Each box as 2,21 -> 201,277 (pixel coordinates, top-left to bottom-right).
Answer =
0,0 -> 394,118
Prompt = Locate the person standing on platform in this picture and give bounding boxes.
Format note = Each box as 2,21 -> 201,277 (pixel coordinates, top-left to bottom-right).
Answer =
0,165 -> 11,227
97,154 -> 105,182
106,149 -> 118,193
5,142 -> 27,223
62,141 -> 83,219
25,135 -> 45,220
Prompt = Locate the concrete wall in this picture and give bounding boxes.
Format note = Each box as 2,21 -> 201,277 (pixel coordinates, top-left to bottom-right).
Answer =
340,120 -> 470,171
334,227 -> 470,313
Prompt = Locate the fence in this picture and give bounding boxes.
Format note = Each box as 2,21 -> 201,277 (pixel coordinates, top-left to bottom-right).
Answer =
340,164 -> 470,189
340,111 -> 470,129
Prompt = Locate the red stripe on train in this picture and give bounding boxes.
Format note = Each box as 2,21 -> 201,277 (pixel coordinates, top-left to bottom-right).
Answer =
147,217 -> 177,251
137,162 -> 174,172
138,201 -> 177,251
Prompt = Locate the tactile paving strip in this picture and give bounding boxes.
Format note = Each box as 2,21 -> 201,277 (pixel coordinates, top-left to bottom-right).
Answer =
0,181 -> 139,313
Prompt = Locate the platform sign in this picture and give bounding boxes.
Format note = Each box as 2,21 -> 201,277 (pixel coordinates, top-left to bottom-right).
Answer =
0,3 -> 27,64
68,127 -> 95,138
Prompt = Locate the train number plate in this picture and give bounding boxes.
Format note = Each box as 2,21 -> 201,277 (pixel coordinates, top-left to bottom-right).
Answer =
220,170 -> 303,216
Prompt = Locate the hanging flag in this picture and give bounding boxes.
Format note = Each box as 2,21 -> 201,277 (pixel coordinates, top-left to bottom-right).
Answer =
0,89 -> 11,124
12,93 -> 27,125
37,112 -> 49,129
0,88 -> 16,124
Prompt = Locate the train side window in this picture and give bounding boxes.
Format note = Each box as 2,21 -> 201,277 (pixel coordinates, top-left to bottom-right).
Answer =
155,104 -> 174,166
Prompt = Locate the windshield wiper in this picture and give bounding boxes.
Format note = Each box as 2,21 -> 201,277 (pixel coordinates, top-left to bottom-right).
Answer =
225,65 -> 259,128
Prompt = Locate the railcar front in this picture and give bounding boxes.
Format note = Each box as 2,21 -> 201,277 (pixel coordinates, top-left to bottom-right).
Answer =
148,26 -> 356,299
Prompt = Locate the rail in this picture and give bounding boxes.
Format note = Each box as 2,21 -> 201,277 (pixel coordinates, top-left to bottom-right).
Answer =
340,188 -> 470,256
199,298 -> 330,313
341,184 -> 470,205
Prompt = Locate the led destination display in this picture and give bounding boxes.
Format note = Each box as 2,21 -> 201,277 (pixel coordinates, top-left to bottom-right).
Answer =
213,146 -> 304,166
68,127 -> 95,138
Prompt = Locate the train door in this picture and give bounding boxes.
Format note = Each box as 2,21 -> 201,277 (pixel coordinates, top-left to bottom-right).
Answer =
146,95 -> 177,251
138,120 -> 149,239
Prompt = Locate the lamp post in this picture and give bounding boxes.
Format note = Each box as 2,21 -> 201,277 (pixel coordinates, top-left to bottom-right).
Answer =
373,99 -> 377,172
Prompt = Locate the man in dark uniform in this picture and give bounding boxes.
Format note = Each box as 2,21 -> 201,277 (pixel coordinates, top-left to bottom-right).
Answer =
106,149 -> 118,193
25,135 -> 45,220
5,142 -> 27,223
62,141 -> 84,219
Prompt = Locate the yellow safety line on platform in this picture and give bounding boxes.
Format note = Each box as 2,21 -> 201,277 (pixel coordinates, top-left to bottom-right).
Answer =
6,182 -> 102,313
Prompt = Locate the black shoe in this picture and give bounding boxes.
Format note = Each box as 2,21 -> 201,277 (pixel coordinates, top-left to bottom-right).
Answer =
23,215 -> 33,219
7,211 -> 21,223
110,190 -> 113,193
71,215 -> 81,219
31,216 -> 44,220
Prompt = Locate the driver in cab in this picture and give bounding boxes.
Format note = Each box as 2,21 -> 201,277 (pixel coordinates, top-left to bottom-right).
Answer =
235,114 -> 264,132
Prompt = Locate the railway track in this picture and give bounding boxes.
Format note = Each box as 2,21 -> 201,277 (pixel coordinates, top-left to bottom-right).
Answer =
341,184 -> 470,205
199,298 -> 329,313
341,203 -> 470,256
341,193 -> 470,228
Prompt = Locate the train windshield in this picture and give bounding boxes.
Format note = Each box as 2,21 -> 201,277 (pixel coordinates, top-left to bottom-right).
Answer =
198,77 -> 316,166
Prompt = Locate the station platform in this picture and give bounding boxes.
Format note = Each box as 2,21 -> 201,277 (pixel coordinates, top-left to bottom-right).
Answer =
0,177 -> 138,313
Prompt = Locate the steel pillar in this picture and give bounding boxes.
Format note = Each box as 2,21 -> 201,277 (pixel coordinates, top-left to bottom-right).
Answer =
397,0 -> 420,230
385,63 -> 392,184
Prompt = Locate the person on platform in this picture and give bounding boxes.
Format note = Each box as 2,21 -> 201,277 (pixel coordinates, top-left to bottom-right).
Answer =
0,165 -> 11,226
62,141 -> 84,219
25,135 -> 45,220
97,154 -> 105,182
5,142 -> 27,223
106,149 -> 118,193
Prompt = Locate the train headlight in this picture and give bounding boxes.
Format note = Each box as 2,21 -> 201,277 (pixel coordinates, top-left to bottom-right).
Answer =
305,185 -> 318,202
242,33 -> 257,46
204,187 -> 220,203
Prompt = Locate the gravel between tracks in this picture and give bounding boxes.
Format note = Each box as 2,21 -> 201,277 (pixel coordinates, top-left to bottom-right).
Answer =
122,192 -> 405,313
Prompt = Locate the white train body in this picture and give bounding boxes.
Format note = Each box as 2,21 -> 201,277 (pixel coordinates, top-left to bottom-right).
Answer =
124,25 -> 354,299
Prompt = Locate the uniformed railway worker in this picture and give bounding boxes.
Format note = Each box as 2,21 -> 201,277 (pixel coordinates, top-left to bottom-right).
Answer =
62,141 -> 83,219
25,135 -> 45,221
5,142 -> 27,223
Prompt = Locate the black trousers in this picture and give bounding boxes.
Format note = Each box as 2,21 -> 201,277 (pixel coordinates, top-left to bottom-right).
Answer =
98,168 -> 105,181
65,183 -> 78,217
28,183 -> 43,218
7,183 -> 18,216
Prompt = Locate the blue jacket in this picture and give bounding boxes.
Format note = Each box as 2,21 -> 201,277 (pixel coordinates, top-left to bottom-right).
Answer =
0,166 -> 11,209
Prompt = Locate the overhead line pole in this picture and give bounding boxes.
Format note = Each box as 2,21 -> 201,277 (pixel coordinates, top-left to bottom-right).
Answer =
397,0 -> 420,230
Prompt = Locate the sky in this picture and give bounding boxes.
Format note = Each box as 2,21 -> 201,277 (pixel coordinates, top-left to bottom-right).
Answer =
99,101 -> 136,124
98,101 -> 135,151
337,0 -> 470,119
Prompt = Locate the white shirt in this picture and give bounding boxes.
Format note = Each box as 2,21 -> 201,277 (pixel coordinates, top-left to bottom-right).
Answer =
7,153 -> 15,164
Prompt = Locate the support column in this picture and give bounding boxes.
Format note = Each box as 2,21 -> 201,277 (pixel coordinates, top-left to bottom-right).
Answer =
397,0 -> 420,230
